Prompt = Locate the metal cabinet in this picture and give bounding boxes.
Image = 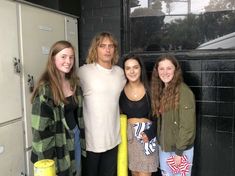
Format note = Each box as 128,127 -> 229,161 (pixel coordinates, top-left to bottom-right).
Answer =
0,1 -> 25,175
0,1 -> 79,175
0,0 -> 22,124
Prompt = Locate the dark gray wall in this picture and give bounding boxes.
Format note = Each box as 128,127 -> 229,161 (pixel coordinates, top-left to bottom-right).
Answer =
24,0 -> 80,16
79,0 -> 121,65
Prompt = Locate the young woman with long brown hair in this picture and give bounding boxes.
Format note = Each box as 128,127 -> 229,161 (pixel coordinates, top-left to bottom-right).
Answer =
151,54 -> 196,176
31,40 -> 85,176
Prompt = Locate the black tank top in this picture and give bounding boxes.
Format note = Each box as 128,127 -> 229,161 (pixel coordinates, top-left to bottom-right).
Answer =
64,96 -> 78,130
119,90 -> 151,119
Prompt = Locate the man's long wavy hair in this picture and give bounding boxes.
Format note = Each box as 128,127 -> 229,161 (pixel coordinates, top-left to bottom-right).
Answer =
86,31 -> 119,65
151,54 -> 183,117
31,40 -> 78,105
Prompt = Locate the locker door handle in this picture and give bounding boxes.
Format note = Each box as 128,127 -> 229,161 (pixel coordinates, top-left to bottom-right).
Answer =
27,74 -> 34,93
0,145 -> 4,154
13,57 -> 21,73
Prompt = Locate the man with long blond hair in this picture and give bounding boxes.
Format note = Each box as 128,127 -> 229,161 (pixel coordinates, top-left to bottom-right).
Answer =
78,32 -> 126,176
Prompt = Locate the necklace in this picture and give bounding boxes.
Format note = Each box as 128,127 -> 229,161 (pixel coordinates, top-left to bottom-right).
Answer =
130,89 -> 141,99
132,93 -> 138,98
126,82 -> 143,100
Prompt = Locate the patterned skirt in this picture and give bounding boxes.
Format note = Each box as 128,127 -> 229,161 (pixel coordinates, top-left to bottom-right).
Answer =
127,123 -> 159,173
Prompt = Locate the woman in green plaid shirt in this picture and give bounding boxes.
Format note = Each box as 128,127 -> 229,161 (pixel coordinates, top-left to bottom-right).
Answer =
30,41 -> 85,176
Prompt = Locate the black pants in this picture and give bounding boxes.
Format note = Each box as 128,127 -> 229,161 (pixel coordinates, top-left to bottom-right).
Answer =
82,146 -> 118,176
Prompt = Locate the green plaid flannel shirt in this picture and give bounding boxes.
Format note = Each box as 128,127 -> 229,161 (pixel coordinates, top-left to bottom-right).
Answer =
31,84 -> 85,176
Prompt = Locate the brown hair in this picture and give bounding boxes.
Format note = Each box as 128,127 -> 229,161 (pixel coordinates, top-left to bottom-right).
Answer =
31,40 -> 78,105
86,31 -> 119,65
151,54 -> 183,117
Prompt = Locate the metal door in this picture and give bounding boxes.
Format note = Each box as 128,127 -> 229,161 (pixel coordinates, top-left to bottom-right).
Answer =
20,4 -> 66,149
0,0 -> 22,124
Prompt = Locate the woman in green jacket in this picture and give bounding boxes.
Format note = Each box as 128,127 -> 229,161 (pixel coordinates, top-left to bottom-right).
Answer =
151,54 -> 196,176
31,41 -> 85,176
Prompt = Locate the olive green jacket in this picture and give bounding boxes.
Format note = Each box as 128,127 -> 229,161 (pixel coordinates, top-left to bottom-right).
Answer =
157,83 -> 196,156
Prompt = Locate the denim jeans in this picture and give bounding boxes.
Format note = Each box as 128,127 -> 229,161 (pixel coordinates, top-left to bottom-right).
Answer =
73,125 -> 81,175
159,145 -> 194,176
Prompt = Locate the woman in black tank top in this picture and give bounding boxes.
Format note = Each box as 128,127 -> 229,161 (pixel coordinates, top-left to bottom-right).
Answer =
119,54 -> 159,176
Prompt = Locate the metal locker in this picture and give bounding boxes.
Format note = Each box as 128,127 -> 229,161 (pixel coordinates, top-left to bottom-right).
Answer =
19,3 -> 66,149
65,16 -> 79,67
0,1 -> 80,175
0,1 -> 25,174
0,0 -> 22,124
0,121 -> 25,176
25,149 -> 34,176
19,4 -> 74,175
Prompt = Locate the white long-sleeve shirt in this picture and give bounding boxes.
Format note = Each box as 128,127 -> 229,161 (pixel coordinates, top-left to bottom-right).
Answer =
78,63 -> 126,152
